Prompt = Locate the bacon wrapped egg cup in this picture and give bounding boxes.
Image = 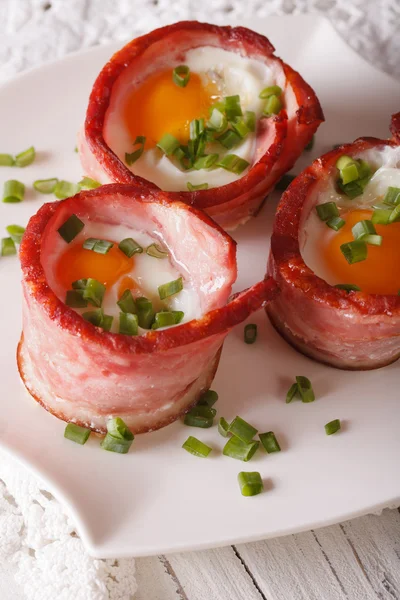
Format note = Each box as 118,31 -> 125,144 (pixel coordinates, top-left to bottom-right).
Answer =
79,21 -> 323,230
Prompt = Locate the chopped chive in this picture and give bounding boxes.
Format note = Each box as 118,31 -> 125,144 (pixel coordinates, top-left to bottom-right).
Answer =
325,419 -> 341,435
54,180 -> 80,199
334,283 -> 361,292
276,174 -> 296,191
158,277 -> 183,300
228,416 -> 258,444
218,417 -> 230,438
152,310 -> 184,329
244,110 -> 256,132
193,154 -> 219,170
182,436 -> 212,457
357,159 -> 371,181
0,154 -> 15,166
338,180 -> 364,199
231,116 -> 251,139
64,423 -> 91,445
1,237 -> 16,256
190,118 -> 205,141
238,472 -> 263,496
198,390 -> 218,407
172,65 -> 190,87
83,238 -> 114,254
101,417 -> 134,454
6,224 -> 25,244
296,376 -> 315,403
259,431 -> 281,453
82,308 -> 113,331
125,135 -> 146,165
259,85 -> 282,99
57,214 -> 84,243
146,243 -> 168,259
118,237 -> 143,258
174,146 -> 193,171
341,162 -> 360,185
33,177 -> 58,194
3,179 -> 25,203
224,95 -> 242,119
286,382 -> 299,403
351,220 -> 376,240
207,108 -> 227,132
119,312 -> 138,336
15,146 -> 35,167
327,216 -> 345,231
72,278 -> 88,290
78,176 -> 101,189
157,133 -> 180,156
184,405 -> 216,428
263,95 -> 282,116
383,186 -> 400,206
336,155 -> 355,170
217,129 -> 242,149
388,203 -> 400,224
187,182 -> 209,191
340,240 -> 368,264
244,323 -> 257,344
82,278 -> 105,307
363,234 -> 382,246
217,154 -> 249,175
316,201 -> 339,222
223,437 -> 260,462
65,290 -> 88,308
372,209 -> 391,225
304,135 -> 315,151
117,289 -> 136,313
135,297 -> 155,329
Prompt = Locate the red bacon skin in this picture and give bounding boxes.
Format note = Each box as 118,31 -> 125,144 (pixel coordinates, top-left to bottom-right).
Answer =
267,114 -> 400,370
18,184 -> 278,433
81,21 -> 324,230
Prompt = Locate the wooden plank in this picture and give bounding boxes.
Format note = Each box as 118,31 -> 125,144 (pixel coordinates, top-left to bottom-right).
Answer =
135,556 -> 186,600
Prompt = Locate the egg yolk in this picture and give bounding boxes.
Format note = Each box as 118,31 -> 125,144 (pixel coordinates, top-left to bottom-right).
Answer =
56,242 -> 134,290
124,69 -> 220,148
322,209 -> 400,295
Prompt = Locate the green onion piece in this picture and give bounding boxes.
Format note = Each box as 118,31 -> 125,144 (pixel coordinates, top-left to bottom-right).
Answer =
193,154 -> 219,170
351,219 -> 376,240
3,179 -> 25,203
217,129 -> 242,149
296,376 -> 315,403
207,108 -> 227,132
338,180 -> 364,199
363,234 -> 382,246
231,116 -> 251,139
1,237 -> 16,256
54,180 -> 80,199
383,186 -> 400,206
388,203 -> 400,224
334,283 -> 361,292
15,146 -> 35,167
64,423 -> 91,445
157,133 -> 180,156
341,162 -> 360,185
182,436 -> 212,458
65,290 -> 88,308
6,224 -> 25,244
184,405 -> 216,428
118,237 -> 143,257
172,65 -> 190,88
275,174 -> 296,191
263,95 -> 282,116
117,289 -> 136,313
0,154 -> 15,166
125,135 -> 146,165
57,214 -> 84,243
244,110 -> 256,132
72,278 -> 88,290
174,146 -> 193,170
336,155 -> 355,170
101,417 -> 134,454
218,417 -> 231,438
223,437 -> 260,462
244,323 -> 257,344
135,297 -> 155,329
238,472 -> 263,496
78,176 -> 101,190
340,240 -> 368,264
83,238 -> 114,254
259,431 -> 281,453
327,216 -> 345,231
372,209 -> 391,225
158,277 -> 183,300
190,118 -> 205,141
146,243 -> 168,259
304,135 -> 315,151
325,419 -> 341,435
316,201 -> 339,222
152,310 -> 184,329
82,308 -> 113,331
119,312 -> 138,336
198,390 -> 218,407
82,278 -> 105,307
259,85 -> 282,99
224,95 -> 243,119
286,382 -> 299,403
228,416 -> 258,444
357,159 -> 371,181
187,182 -> 209,191
33,177 -> 58,194
217,154 -> 249,175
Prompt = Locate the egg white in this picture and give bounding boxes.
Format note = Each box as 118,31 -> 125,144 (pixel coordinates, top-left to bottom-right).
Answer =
105,46 -> 273,191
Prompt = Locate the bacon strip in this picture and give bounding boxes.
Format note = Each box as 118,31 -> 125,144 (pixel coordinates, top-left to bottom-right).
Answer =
80,21 -> 324,230
18,184 -> 278,433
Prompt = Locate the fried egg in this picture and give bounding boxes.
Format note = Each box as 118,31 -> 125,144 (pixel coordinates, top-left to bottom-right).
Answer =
301,145 -> 400,295
105,47 -> 273,191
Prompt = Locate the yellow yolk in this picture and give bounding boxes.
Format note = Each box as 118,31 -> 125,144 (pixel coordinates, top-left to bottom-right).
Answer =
56,242 -> 134,290
124,69 -> 220,148
323,209 -> 400,295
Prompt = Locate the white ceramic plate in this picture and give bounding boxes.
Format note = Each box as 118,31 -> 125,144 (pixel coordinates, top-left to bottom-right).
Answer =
0,16 -> 399,559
